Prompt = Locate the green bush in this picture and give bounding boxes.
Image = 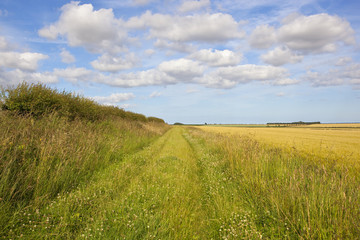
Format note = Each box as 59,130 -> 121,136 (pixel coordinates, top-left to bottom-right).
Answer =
0,83 -> 165,123
147,116 -> 165,123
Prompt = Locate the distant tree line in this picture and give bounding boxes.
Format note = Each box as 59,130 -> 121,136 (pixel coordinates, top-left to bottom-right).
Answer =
267,121 -> 320,127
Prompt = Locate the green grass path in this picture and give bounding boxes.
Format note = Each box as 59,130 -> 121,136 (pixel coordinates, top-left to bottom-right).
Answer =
10,127 -> 252,239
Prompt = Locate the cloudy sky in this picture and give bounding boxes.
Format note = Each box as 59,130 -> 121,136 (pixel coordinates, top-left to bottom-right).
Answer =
0,0 -> 359,123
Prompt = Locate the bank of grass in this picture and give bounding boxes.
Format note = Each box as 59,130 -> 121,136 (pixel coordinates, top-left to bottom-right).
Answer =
0,83 -> 169,236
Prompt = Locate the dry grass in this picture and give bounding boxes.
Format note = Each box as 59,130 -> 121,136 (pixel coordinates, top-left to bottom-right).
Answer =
198,125 -> 360,167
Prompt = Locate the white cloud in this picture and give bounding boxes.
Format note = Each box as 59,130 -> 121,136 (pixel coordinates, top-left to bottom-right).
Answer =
186,87 -> 199,93
198,64 -> 296,88
91,53 -> 138,72
60,48 -> 76,63
154,39 -> 196,53
340,63 -> 360,79
101,69 -> 176,87
249,13 -> 355,55
305,70 -> 344,87
0,36 -> 11,51
178,0 -> 210,13
158,58 -> 205,81
0,52 -> 48,71
127,11 -> 244,43
144,49 -> 156,56
92,92 -> 135,105
120,103 -> 134,109
0,69 -> 58,86
189,49 -> 242,67
249,24 -> 276,49
53,67 -> 94,83
271,78 -> 300,86
261,46 -> 303,66
305,64 -> 360,87
39,2 -> 128,54
335,56 -> 352,66
149,91 -> 162,98
132,0 -> 154,6
278,13 -> 355,53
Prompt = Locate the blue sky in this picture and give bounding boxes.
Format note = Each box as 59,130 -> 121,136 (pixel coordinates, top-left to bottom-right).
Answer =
0,0 -> 359,124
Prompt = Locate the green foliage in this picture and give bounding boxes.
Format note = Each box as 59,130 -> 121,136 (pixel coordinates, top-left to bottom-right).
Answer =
0,82 -> 165,123
147,116 -> 165,123
0,110 -> 169,236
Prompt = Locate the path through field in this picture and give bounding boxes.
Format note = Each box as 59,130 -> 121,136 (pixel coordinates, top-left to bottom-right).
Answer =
14,127 -> 255,239
8,126 -> 360,239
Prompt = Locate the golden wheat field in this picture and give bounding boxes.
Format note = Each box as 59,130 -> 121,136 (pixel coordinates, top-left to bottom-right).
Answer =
198,124 -> 360,164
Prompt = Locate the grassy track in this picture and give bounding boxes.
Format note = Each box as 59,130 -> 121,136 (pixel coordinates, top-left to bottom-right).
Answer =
4,126 -> 359,239
6,127 -> 215,239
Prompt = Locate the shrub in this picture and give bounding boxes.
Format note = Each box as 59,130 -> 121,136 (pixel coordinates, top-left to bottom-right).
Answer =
147,116 -> 165,123
1,83 -> 165,123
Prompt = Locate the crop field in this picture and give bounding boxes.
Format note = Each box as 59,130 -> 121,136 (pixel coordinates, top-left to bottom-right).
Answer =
198,124 -> 360,166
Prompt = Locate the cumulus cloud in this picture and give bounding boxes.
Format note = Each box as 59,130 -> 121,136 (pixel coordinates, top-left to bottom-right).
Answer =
92,92 -> 135,105
101,69 -> 175,88
0,52 -> 48,71
178,0 -> 210,13
271,78 -> 300,86
39,2 -> 128,54
249,24 -> 277,49
335,57 -> 352,66
0,69 -> 58,86
305,63 -> 360,87
189,49 -> 242,67
60,48 -> 76,63
126,11 -> 244,43
92,58 -> 205,88
53,67 -> 94,83
250,13 -> 355,55
340,63 -> 360,80
0,35 -> 53,86
261,46 -> 303,66
305,70 -> 344,87
154,39 -> 196,53
198,64 -> 296,88
158,58 -> 205,81
91,53 -> 138,72
278,13 -> 355,53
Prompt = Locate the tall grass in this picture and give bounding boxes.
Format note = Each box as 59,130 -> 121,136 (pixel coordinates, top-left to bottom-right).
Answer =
0,83 -> 169,236
189,128 -> 360,239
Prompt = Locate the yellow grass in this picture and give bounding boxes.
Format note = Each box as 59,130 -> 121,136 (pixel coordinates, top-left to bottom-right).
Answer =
197,124 -> 360,165
295,123 -> 360,128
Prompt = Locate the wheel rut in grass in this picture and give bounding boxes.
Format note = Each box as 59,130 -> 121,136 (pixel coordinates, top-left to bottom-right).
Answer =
13,127 -> 216,239
119,126 -> 208,239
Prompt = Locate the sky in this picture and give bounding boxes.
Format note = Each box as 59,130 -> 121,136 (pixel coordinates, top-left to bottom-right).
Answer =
0,0 -> 359,124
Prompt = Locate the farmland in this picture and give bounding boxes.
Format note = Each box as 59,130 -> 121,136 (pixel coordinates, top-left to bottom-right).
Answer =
198,124 -> 360,167
3,126 -> 360,239
1,84 -> 360,239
